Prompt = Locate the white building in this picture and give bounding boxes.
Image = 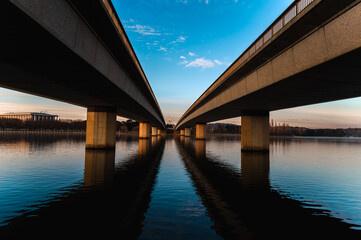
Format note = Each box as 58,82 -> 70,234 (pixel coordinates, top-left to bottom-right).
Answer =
0,112 -> 59,121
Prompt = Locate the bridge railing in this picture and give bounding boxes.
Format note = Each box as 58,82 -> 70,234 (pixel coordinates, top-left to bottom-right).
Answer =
176,0 -> 317,129
241,0 -> 314,65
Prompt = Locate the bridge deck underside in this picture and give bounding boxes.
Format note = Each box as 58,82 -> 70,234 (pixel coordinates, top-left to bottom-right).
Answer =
0,1 -> 163,126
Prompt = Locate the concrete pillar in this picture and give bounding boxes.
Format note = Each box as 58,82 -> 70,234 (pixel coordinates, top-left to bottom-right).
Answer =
180,129 -> 185,136
86,107 -> 116,149
184,127 -> 191,137
152,127 -> 158,136
139,122 -> 151,139
241,111 -> 269,152
196,123 -> 206,140
157,129 -> 161,135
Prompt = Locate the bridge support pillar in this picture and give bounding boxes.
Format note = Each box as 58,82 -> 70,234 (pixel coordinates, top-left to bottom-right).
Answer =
86,107 -> 116,149
196,123 -> 206,140
180,129 -> 185,136
185,128 -> 191,137
152,127 -> 158,136
139,122 -> 151,139
241,111 -> 269,152
157,129 -> 161,135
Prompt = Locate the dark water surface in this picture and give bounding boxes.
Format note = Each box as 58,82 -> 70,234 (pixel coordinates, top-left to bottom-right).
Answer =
0,133 -> 361,239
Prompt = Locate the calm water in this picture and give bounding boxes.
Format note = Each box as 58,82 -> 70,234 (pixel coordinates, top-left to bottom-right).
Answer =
0,133 -> 361,239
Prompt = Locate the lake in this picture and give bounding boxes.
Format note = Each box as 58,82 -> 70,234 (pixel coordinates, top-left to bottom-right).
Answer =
0,133 -> 360,239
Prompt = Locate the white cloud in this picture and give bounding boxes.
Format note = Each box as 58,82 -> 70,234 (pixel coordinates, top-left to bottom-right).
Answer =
178,60 -> 189,65
125,24 -> 161,36
180,56 -> 186,59
158,46 -> 168,52
186,58 -> 215,68
189,52 -> 196,56
214,59 -> 223,65
170,36 -> 186,45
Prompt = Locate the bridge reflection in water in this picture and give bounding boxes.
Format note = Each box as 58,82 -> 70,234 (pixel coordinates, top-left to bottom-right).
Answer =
0,136 -> 166,239
1,136 -> 361,239
176,137 -> 361,239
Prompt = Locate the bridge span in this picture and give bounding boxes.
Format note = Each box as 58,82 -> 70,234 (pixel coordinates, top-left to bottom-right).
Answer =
0,0 -> 165,148
176,0 -> 361,151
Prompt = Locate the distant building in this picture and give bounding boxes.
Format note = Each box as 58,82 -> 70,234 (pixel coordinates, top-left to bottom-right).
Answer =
0,112 -> 59,121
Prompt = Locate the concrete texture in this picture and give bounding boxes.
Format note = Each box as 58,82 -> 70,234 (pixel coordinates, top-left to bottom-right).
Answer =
176,1 -> 361,130
184,128 -> 191,137
152,127 -> 158,136
139,122 -> 151,139
86,107 -> 116,149
241,113 -> 269,152
196,124 -> 207,140
2,0 -> 165,128
180,130 -> 185,136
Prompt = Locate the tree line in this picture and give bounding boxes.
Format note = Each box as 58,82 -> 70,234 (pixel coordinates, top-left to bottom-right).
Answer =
0,118 -> 141,132
206,121 -> 361,137
270,120 -> 361,137
1,117 -> 360,137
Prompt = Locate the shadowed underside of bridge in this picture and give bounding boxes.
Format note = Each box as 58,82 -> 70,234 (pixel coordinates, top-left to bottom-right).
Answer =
0,0 -> 165,130
176,0 -> 361,150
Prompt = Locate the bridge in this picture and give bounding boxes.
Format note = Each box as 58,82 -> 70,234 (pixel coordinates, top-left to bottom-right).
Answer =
0,0 -> 165,149
176,0 -> 361,151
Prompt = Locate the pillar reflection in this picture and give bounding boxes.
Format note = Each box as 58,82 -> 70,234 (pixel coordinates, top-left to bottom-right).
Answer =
180,135 -> 185,144
241,152 -> 270,189
184,135 -> 191,148
174,137 -> 361,239
139,138 -> 151,156
195,140 -> 206,158
84,149 -> 115,187
151,136 -> 158,149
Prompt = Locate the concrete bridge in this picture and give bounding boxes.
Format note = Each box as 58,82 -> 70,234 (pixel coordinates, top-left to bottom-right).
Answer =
0,0 -> 165,148
176,0 -> 361,151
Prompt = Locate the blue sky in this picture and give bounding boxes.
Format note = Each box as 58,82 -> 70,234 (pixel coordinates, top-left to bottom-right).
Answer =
113,0 -> 294,122
0,0 -> 361,128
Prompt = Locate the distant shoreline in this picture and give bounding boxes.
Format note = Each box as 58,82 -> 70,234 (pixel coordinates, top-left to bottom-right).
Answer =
0,130 -> 86,134
0,130 -> 139,135
1,130 -> 361,138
